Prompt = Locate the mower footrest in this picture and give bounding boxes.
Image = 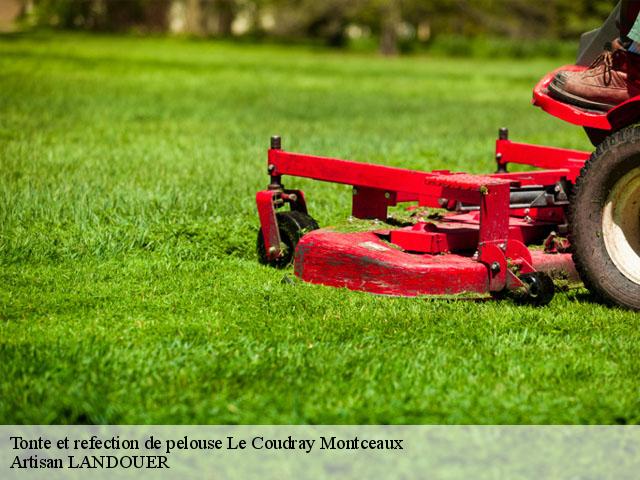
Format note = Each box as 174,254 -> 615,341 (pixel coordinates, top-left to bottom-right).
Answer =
427,173 -> 512,190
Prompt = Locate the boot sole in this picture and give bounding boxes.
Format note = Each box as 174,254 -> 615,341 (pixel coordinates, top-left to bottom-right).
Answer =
547,81 -> 615,112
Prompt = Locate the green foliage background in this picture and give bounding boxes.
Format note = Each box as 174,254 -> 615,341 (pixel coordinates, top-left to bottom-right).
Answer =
19,0 -> 618,53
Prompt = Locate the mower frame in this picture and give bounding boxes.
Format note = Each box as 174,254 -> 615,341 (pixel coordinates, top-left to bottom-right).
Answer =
257,131 -> 589,298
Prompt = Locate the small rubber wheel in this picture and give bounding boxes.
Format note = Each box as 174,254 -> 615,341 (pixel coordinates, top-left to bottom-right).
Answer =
257,211 -> 319,269
571,125 -> 640,311
519,272 -> 555,307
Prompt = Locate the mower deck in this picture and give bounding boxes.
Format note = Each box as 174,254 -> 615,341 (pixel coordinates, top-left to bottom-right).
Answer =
256,130 -> 593,304
296,228 -> 577,297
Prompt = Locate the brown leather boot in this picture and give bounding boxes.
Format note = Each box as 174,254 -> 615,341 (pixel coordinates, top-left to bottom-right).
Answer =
548,45 -> 640,111
553,39 -> 626,84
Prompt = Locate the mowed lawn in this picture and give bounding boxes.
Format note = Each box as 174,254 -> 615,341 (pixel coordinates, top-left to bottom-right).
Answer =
1,32 -> 638,424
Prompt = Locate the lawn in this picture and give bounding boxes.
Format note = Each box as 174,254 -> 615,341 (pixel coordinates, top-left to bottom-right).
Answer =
1,32 -> 638,424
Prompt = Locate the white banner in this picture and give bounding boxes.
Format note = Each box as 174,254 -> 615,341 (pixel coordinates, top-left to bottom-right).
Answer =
2,426 -> 639,479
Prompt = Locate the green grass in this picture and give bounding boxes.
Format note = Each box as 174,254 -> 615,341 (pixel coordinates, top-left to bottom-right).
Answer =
1,32 -> 638,424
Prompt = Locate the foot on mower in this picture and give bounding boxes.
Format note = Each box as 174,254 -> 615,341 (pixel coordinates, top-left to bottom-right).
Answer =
547,43 -> 640,111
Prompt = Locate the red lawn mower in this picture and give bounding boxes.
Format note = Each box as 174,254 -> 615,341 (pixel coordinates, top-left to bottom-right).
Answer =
255,20 -> 640,310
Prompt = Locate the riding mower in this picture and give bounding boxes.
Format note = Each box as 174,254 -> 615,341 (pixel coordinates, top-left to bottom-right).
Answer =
255,14 -> 640,311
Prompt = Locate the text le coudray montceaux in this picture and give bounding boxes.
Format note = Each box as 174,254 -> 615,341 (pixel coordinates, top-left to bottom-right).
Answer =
9,435 -> 405,469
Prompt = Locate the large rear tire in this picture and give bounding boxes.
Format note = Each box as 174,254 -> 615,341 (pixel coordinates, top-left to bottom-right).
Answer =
571,125 -> 640,311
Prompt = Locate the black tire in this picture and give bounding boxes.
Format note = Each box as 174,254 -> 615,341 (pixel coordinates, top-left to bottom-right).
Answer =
571,125 -> 640,311
519,272 -> 555,307
257,211 -> 319,269
493,272 -> 555,306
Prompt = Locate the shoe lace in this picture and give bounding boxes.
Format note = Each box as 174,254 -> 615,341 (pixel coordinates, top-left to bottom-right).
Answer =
589,50 -> 614,85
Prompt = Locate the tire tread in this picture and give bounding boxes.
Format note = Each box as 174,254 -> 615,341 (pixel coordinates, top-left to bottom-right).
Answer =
570,124 -> 640,310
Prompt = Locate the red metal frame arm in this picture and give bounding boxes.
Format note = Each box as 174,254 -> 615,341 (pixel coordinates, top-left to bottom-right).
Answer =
268,149 -> 439,195
496,140 -> 589,181
256,190 -> 282,259
268,149 -> 521,223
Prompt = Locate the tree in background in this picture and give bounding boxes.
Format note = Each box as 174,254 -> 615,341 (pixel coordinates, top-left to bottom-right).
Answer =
173,0 -> 240,36
254,0 -> 359,47
23,0 -> 171,31
18,0 -> 620,54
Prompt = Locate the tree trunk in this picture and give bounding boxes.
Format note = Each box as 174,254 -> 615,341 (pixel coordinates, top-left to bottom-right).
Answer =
379,1 -> 400,56
184,0 -> 200,34
216,0 -> 235,37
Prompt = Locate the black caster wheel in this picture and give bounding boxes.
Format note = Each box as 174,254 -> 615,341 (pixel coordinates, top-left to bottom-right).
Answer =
519,272 -> 555,307
257,211 -> 319,269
